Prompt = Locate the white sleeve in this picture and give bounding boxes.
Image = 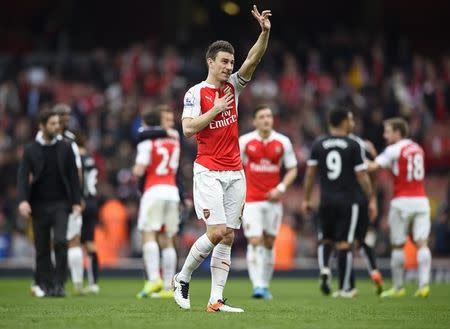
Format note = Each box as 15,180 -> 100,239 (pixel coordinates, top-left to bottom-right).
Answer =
135,140 -> 152,166
71,142 -> 82,170
182,86 -> 201,119
229,72 -> 250,96
375,145 -> 397,168
282,137 -> 298,169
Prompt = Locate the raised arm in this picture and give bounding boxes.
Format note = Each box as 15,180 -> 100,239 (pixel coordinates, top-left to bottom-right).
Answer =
238,5 -> 272,81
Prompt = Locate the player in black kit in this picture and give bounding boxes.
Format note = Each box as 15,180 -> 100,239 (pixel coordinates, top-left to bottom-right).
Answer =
302,107 -> 377,298
77,134 -> 100,294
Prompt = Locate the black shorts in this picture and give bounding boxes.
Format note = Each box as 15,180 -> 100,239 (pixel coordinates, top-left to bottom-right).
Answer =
355,201 -> 369,242
81,198 -> 98,243
318,202 -> 360,243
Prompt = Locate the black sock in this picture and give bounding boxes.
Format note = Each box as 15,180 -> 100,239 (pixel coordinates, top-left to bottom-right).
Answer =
360,243 -> 377,273
88,252 -> 99,284
337,249 -> 353,291
318,243 -> 333,269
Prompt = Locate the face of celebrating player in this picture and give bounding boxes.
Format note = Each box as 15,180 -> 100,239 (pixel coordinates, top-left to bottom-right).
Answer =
208,51 -> 234,84
161,111 -> 175,130
253,108 -> 273,135
383,124 -> 401,145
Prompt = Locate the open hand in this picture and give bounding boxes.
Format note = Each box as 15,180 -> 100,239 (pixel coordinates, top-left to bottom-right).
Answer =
251,5 -> 272,32
213,86 -> 234,114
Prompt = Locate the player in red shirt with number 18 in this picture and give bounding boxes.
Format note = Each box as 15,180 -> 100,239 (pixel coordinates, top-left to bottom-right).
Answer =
369,118 -> 431,298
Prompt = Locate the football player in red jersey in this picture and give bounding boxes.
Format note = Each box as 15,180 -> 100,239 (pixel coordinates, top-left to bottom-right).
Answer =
240,105 -> 298,300
369,118 -> 431,298
173,5 -> 272,313
134,105 -> 181,299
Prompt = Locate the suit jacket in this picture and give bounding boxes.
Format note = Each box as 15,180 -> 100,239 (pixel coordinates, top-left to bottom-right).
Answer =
17,139 -> 81,207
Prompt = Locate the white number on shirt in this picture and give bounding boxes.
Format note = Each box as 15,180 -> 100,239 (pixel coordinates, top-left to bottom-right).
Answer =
326,150 -> 342,180
155,145 -> 179,176
406,153 -> 424,181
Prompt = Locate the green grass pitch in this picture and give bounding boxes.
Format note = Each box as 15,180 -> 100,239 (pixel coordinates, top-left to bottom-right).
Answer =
1,278 -> 449,329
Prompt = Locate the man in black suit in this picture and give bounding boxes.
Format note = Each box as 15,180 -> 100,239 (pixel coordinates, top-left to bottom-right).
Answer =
17,110 -> 82,297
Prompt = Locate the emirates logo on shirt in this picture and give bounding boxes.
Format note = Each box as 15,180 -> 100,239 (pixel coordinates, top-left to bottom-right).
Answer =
203,209 -> 210,219
222,110 -> 231,117
209,114 -> 237,129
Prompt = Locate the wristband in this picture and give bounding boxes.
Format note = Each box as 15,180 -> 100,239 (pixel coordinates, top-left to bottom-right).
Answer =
276,183 -> 286,193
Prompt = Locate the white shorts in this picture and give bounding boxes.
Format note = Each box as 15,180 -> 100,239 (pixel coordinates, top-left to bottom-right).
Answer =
193,164 -> 246,229
388,197 -> 431,245
138,190 -> 180,238
66,213 -> 82,240
242,201 -> 283,238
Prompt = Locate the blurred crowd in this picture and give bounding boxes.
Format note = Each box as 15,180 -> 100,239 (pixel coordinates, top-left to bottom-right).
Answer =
1,30 -> 450,263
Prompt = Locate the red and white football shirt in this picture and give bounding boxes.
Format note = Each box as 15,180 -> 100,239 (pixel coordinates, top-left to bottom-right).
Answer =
240,130 -> 297,202
375,139 -> 426,198
135,134 -> 180,201
182,72 -> 248,171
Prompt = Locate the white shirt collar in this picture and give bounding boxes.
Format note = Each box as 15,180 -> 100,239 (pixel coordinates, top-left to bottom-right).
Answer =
35,131 -> 59,145
255,130 -> 275,142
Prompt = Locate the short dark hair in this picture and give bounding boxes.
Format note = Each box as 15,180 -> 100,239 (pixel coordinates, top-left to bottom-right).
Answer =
205,40 -> 234,62
142,104 -> 173,126
384,117 -> 409,137
252,104 -> 271,118
39,109 -> 58,126
142,107 -> 161,126
329,107 -> 351,127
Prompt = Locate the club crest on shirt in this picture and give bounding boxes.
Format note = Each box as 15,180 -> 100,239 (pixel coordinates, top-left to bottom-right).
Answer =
203,209 -> 210,219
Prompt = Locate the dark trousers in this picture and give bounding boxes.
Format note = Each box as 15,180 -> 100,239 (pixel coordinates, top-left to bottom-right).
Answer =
31,202 -> 69,290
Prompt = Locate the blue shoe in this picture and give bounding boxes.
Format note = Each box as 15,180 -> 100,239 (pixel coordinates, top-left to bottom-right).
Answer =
262,288 -> 273,300
252,287 -> 264,299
